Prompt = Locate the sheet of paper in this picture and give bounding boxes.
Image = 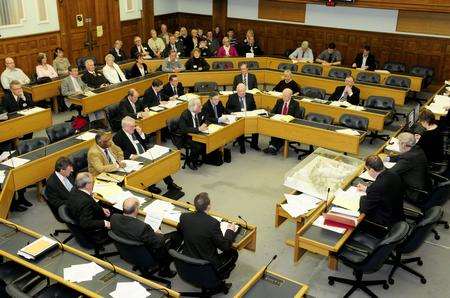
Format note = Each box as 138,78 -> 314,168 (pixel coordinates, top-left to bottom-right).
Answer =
63,262 -> 104,283
333,187 -> 365,212
281,193 -> 321,217
1,157 -> 30,168
17,107 -> 45,116
140,145 -> 170,161
220,221 -> 237,236
17,236 -> 57,260
219,90 -> 234,96
110,281 -> 150,298
329,100 -> 351,108
383,161 -> 396,169
179,93 -> 200,101
336,128 -> 360,136
93,181 -> 123,197
347,105 -> 365,111
0,170 -> 5,184
116,159 -> 143,173
0,150 -> 15,161
76,131 -> 96,141
205,124 -> 224,134
159,100 -> 181,109
266,91 -> 282,98
218,114 -> 237,124
144,208 -> 165,231
426,104 -> 447,115
358,171 -> 375,181
313,215 -> 346,234
270,114 -> 295,122
84,90 -> 97,97
149,106 -> 165,112
143,199 -> 174,214
105,190 -> 146,210
330,206 -> 360,218
164,210 -> 182,223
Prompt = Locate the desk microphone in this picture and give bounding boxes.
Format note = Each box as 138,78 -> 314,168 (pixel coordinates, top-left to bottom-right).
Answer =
262,254 -> 277,277
49,233 -> 64,252
238,215 -> 248,229
325,187 -> 331,208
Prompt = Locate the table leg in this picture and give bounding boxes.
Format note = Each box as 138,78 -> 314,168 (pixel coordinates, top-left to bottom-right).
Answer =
51,97 -> 58,113
328,255 -> 338,270
283,140 -> 289,158
155,131 -> 162,145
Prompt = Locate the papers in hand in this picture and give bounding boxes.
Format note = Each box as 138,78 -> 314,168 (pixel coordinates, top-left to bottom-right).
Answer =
116,159 -> 143,173
76,131 -> 96,141
270,114 -> 295,122
281,193 -> 321,218
110,281 -> 151,298
313,215 -> 346,234
205,124 -> 223,134
149,106 -> 165,112
385,137 -> 400,152
17,107 -> 45,116
63,262 -> 104,283
1,157 -> 30,168
336,128 -> 360,136
17,236 -> 57,260
333,186 -> 365,212
140,145 -> 170,161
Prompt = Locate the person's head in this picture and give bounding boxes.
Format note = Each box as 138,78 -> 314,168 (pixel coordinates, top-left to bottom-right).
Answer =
222,37 -> 230,47
180,27 -> 187,37
134,36 -> 142,46
9,80 -> 23,96
188,97 -> 202,114
169,50 -> 177,60
55,157 -> 74,177
327,42 -> 336,53
105,53 -> 115,66
169,74 -> 178,86
114,40 -> 123,49
301,41 -> 309,50
397,132 -> 416,153
37,53 -> 47,65
169,34 -> 177,44
206,30 -> 213,39
214,26 -> 221,34
209,91 -> 219,106
240,63 -> 248,75
54,47 -> 64,59
84,59 -> 95,72
174,30 -> 180,38
199,40 -> 207,48
282,88 -> 293,102
227,29 -> 234,38
363,45 -> 371,56
150,29 -> 157,38
152,78 -> 163,92
4,57 -> 15,70
122,197 -> 140,217
75,172 -> 94,193
247,35 -> 255,44
345,76 -> 354,87
136,53 -> 144,64
95,132 -> 113,149
191,29 -> 198,38
192,48 -> 201,58
68,66 -> 79,77
419,109 -> 437,129
236,83 -> 247,97
127,88 -> 139,103
246,29 -> 254,39
283,70 -> 292,81
161,24 -> 167,33
121,116 -> 137,134
198,28 -> 204,37
365,155 -> 384,179
194,192 -> 211,212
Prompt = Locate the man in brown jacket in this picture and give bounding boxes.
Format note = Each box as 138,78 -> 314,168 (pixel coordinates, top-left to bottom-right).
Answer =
88,132 -> 125,176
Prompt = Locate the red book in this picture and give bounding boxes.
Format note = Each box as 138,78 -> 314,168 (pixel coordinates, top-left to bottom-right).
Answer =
323,212 -> 358,228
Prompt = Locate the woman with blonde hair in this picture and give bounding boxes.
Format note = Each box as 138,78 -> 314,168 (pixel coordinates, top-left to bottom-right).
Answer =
185,48 -> 210,71
102,54 -> 127,84
289,41 -> 314,63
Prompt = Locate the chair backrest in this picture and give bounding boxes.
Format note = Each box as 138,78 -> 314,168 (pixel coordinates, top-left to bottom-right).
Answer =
298,106 -> 305,119
238,61 -> 259,69
365,96 -> 395,110
68,149 -> 88,175
300,86 -> 326,99
41,187 -> 64,223
305,113 -> 333,124
6,284 -> 33,298
76,56 -> 97,71
58,205 -> 94,249
167,117 -> 185,149
328,67 -> 352,80
409,65 -> 434,89
339,114 -> 369,130
194,82 -> 218,93
356,71 -> 381,84
104,103 -> 121,132
385,75 -> 411,89
45,122 -> 76,143
301,64 -> 323,76
169,249 -> 223,289
17,137 -> 49,155
211,61 -> 233,70
124,68 -> 132,79
383,61 -> 406,73
425,182 -> 450,210
277,63 -> 298,72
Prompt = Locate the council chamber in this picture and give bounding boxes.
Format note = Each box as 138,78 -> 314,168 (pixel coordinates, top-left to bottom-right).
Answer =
0,0 -> 449,297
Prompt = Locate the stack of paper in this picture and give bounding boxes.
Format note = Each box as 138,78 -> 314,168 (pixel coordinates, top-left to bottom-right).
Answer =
144,200 -> 175,231
332,186 -> 365,212
270,114 -> 295,122
218,90 -> 234,96
104,190 -> 146,211
220,221 -> 238,236
336,128 -> 360,136
383,161 -> 396,169
205,124 -> 224,134
385,137 -> 400,152
17,107 -> 45,116
110,281 -> 150,298
330,101 -> 351,108
246,88 -> 261,95
218,114 -> 237,124
0,150 -> 15,162
116,160 -> 143,173
179,93 -> 200,101
266,91 -> 282,98
330,206 -> 360,218
159,100 -> 181,109
63,262 -> 104,283
93,181 -> 123,197
76,131 -> 96,141
313,215 -> 346,234
426,103 -> 447,115
140,145 -> 170,160
1,157 -> 30,168
281,193 -> 322,218
17,236 -> 57,260
0,170 -> 5,184
149,106 -> 165,112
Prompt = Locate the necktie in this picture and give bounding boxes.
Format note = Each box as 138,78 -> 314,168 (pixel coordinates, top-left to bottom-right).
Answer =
239,97 -> 245,110
243,75 -> 247,87
194,114 -> 200,128
172,44 -> 176,51
131,134 -> 145,154
173,85 -> 177,95
104,149 -> 112,163
157,92 -> 161,104
213,104 -> 218,119
328,53 -> 333,63
301,50 -> 305,58
139,46 -> 143,53
131,101 -> 136,114
282,102 -> 288,115
115,69 -> 122,82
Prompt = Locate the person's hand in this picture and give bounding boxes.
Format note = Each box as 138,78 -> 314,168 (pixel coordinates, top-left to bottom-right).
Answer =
119,161 -> 126,168
356,183 -> 367,192
199,123 -> 208,132
135,125 -> 143,135
104,221 -> 111,229
414,133 -> 421,142
156,229 -> 162,234
130,154 -> 139,160
227,223 -> 237,231
144,107 -> 149,112
103,208 -> 111,217
174,67 -> 181,73
352,63 -> 357,68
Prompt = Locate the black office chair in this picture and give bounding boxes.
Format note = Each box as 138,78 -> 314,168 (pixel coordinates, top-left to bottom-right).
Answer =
0,262 -> 35,297
68,149 -> 88,176
383,61 -> 406,74
4,270 -> 46,298
108,231 -> 171,287
284,49 -> 294,58
385,75 -> 411,89
238,61 -> 259,69
364,96 -> 396,143
277,63 -> 298,72
328,67 -> 352,80
76,56 -> 97,71
17,137 -> 49,155
124,68 -> 133,79
104,103 -> 121,132
356,72 -> 381,84
169,249 -> 230,297
211,61 -> 233,70
167,117 -> 190,169
387,206 -> 443,285
328,221 -> 410,297
301,64 -> 323,76
339,114 -> 369,131
300,86 -> 326,99
409,66 -> 434,90
41,187 -> 73,244
194,82 -> 218,93
45,122 -> 76,143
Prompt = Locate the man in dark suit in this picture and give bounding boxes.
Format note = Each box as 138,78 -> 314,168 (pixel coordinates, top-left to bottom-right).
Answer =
352,45 -> 376,71
201,91 -> 228,124
45,157 -> 74,211
226,83 -> 260,154
66,172 -> 111,243
177,192 -> 238,284
81,59 -> 110,89
111,198 -> 182,277
232,63 -> 258,90
356,155 -> 404,228
118,88 -> 147,120
130,36 -> 153,59
263,88 -> 303,155
161,74 -> 185,100
163,34 -> 185,58
113,116 -> 183,196
142,79 -> 167,109
2,80 -> 34,113
239,35 -> 263,56
329,76 -> 360,105
109,40 -> 127,62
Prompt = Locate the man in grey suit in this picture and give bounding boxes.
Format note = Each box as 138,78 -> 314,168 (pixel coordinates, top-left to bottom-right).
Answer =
232,63 -> 257,90
61,66 -> 92,112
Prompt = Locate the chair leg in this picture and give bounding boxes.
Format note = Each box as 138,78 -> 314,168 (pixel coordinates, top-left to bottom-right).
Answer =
438,220 -> 449,229
397,263 -> 427,284
329,271 -> 388,297
431,229 -> 441,240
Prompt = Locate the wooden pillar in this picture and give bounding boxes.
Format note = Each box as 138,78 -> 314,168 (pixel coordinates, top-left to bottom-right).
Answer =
141,0 -> 155,39
212,0 -> 227,31
107,0 -> 122,46
56,0 -> 72,63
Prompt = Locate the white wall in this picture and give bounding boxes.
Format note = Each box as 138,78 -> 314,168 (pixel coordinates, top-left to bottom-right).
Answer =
154,0 -> 212,16
154,0 -> 178,15
119,0 -> 143,21
228,0 -> 259,20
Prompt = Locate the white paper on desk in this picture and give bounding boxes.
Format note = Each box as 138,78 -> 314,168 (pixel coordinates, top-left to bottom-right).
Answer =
383,161 -> 396,169
1,157 -> 30,168
107,190 -> 146,210
140,145 -> 170,160
246,88 -> 261,95
359,171 -> 375,182
330,206 -> 360,218
116,159 -> 143,173
159,100 -> 181,109
333,187 -> 365,212
179,93 -> 199,102
110,281 -> 150,298
83,90 -> 96,97
219,90 -> 234,96
149,106 -> 165,112
426,104 -> 448,115
266,91 -> 282,98
164,210 -> 182,223
285,193 -> 322,205
0,150 -> 15,162
144,199 -> 174,214
144,208 -> 165,231
63,262 -> 104,283
385,137 -> 400,153
313,215 -> 346,234
0,170 -> 5,184
347,105 -> 365,111
336,128 -> 360,136
204,124 -> 224,134
17,107 -> 45,116
220,221 -> 237,236
329,100 -> 351,108
232,109 -> 268,118
281,193 -> 321,217
76,131 -> 96,141
433,95 -> 450,105
218,114 -> 236,124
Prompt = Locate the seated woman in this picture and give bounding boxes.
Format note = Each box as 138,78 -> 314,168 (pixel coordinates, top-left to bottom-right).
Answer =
185,48 -> 210,71
36,52 -> 58,79
52,48 -> 71,76
273,70 -> 300,94
148,29 -> 166,59
216,37 -> 238,58
129,54 -> 149,78
102,54 -> 127,84
415,109 -> 444,163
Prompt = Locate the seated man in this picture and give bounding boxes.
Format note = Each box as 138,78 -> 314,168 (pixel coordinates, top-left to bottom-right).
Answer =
3,80 -> 34,113
130,36 -> 153,59
201,91 -> 228,124
239,35 -> 263,56
273,70 -> 300,95
161,74 -> 185,100
67,172 -> 111,243
178,97 -> 207,170
163,34 -> 184,58
81,59 -> 110,89
329,76 -> 360,105
315,42 -> 342,66
356,155 -> 404,228
1,57 -> 30,91
111,197 -> 182,278
61,66 -> 91,112
352,45 -> 376,71
113,116 -> 183,196
226,83 -> 260,154
87,132 -> 125,176
46,157 -> 74,211
162,50 -> 185,73
263,88 -> 302,155
118,88 -> 147,120
143,79 -> 167,108
109,40 -> 127,62
232,63 -> 257,90
177,192 -> 238,283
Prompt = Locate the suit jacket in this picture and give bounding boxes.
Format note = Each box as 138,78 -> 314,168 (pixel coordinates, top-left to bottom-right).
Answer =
226,93 -> 256,112
61,75 -> 91,97
239,42 -> 264,56
232,73 -> 258,90
184,36 -> 198,55
87,143 -> 124,176
66,188 -> 106,231
142,87 -> 167,108
177,211 -> 234,267
2,93 -> 34,113
201,100 -> 228,124
271,99 -> 302,118
129,63 -> 149,78
163,41 -> 185,58
113,129 -> 147,159
45,172 -> 74,211
81,71 -> 109,89
178,109 -> 205,135
161,82 -> 185,99
118,97 -> 144,120
329,85 -> 361,106
359,170 -> 404,227
185,57 -> 210,71
130,43 -> 153,59
108,48 -> 127,62
353,53 -> 376,71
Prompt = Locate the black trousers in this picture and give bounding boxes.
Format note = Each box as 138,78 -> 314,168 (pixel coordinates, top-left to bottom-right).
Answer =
216,249 -> 239,280
237,134 -> 259,149
269,137 -> 284,151
186,139 -> 205,163
152,231 -> 183,270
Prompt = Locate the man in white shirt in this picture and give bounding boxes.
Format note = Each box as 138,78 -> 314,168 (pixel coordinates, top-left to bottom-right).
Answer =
1,57 -> 30,90
45,157 -> 75,211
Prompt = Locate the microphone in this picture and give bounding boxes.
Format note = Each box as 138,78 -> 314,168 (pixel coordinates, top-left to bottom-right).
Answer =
325,187 -> 331,207
262,255 -> 277,277
238,215 -> 248,229
105,259 -> 117,275
49,233 -> 64,252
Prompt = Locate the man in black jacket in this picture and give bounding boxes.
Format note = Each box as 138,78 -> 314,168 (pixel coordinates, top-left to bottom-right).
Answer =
352,45 -> 376,71
201,91 -> 228,124
263,88 -> 303,155
163,35 -> 185,58
130,36 -> 153,59
161,74 -> 185,100
45,157 -> 74,211
108,40 -> 127,62
66,172 -> 111,243
329,76 -> 360,106
226,83 -> 260,154
118,88 -> 147,120
177,192 -> 238,283
239,35 -> 263,56
111,198 -> 182,277
232,63 -> 258,90
81,59 -> 109,89
142,79 -> 167,108
357,155 -> 404,228
3,80 -> 34,113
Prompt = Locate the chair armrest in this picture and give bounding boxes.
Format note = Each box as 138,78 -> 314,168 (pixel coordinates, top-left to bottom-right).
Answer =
430,172 -> 449,183
363,219 -> 389,231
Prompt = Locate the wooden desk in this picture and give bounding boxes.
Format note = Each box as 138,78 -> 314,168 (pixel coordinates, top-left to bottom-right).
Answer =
0,219 -> 178,297
0,108 -> 52,142
22,80 -> 61,101
234,266 -> 308,298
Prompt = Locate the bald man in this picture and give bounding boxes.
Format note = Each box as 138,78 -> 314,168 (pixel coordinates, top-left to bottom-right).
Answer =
118,88 -> 147,120
1,57 -> 30,90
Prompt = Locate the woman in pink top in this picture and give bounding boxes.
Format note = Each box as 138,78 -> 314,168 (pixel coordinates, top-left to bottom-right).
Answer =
216,37 -> 238,57
36,52 -> 58,79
